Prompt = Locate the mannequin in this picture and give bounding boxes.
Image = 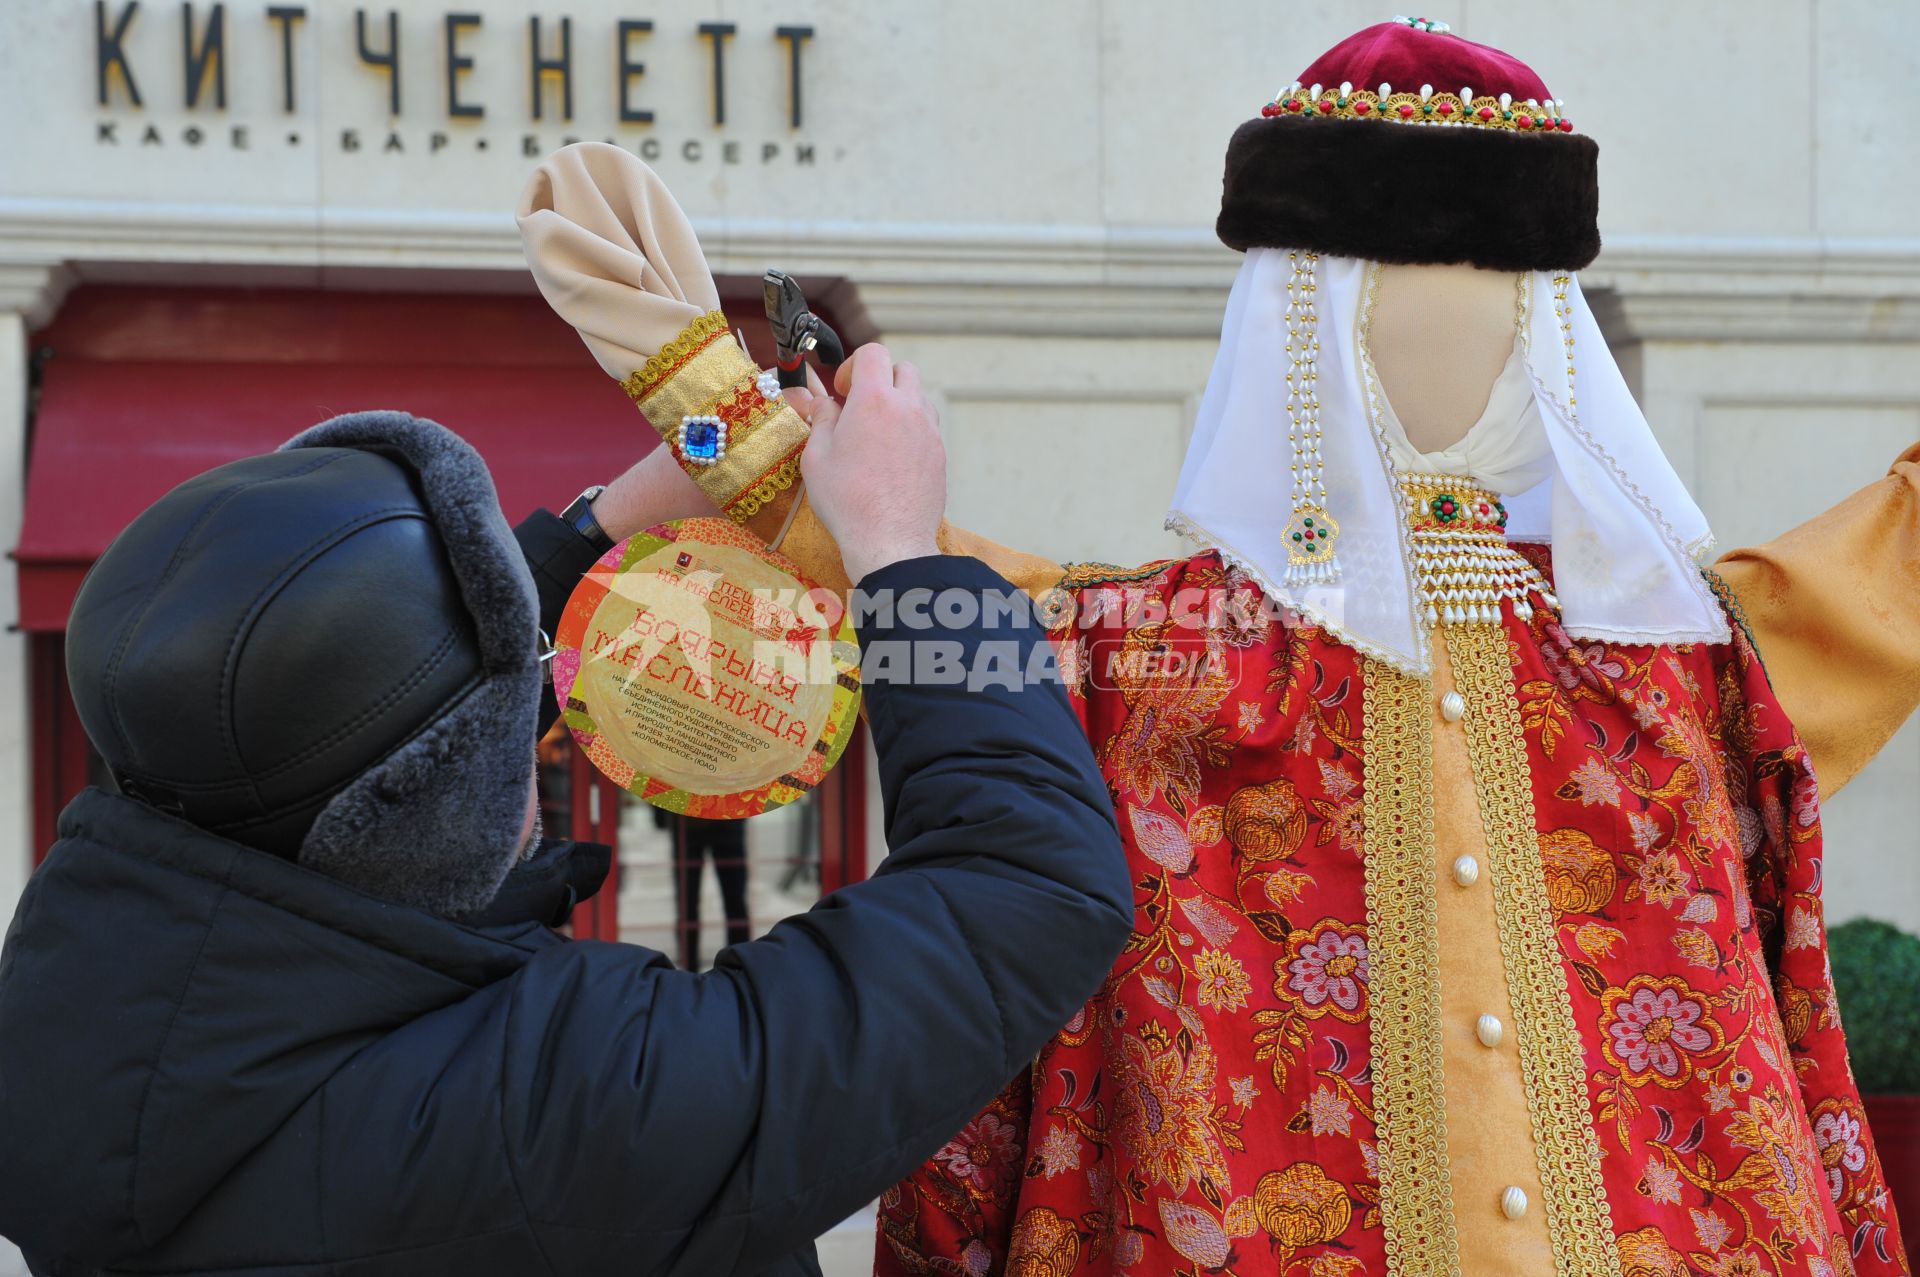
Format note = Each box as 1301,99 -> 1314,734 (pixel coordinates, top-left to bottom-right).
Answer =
521,21 -> 1920,1258
1351,257 -> 1563,1274
1371,262 -> 1520,452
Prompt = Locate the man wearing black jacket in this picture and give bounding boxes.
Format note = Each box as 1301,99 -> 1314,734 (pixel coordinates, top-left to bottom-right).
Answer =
0,347 -> 1131,1276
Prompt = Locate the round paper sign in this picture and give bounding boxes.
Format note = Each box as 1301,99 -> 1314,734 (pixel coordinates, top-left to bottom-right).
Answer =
551,517 -> 861,818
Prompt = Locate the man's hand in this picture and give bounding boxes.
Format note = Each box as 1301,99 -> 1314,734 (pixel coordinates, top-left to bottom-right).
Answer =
786,343 -> 946,583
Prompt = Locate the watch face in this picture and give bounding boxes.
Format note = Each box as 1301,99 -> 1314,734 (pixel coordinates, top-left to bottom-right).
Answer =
568,492 -> 613,547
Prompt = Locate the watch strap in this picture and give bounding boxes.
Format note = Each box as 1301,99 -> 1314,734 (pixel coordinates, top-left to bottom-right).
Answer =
560,485 -> 614,553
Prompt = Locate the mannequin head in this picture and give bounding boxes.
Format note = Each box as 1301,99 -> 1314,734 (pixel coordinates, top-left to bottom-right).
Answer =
1368,263 -> 1520,454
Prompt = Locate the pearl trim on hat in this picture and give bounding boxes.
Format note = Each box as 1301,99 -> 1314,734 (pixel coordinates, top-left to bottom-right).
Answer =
1261,82 -> 1576,135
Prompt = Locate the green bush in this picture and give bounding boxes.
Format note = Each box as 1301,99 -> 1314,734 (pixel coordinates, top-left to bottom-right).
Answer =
1828,918 -> 1920,1094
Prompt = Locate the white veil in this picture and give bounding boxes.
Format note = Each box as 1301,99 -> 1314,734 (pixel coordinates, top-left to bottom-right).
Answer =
1167,249 -> 1727,675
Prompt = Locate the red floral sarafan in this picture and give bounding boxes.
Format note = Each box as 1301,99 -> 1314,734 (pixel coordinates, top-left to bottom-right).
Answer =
875,551 -> 1909,1277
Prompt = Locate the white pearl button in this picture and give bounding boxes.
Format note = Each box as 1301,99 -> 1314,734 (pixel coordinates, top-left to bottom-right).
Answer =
1475,1014 -> 1504,1048
1501,1186 -> 1529,1220
1440,691 -> 1466,722
1452,855 -> 1480,887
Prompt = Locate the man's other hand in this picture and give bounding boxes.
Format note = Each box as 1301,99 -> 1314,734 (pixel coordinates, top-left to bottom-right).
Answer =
786,344 -> 946,583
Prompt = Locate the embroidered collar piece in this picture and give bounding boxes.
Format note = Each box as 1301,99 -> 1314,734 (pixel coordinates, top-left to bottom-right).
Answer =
1401,475 -> 1556,627
1166,252 -> 1729,676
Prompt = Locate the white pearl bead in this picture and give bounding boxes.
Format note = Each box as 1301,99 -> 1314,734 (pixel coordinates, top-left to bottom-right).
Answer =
1440,691 -> 1466,722
1502,1186 -> 1529,1220
1476,1014 -> 1504,1048
1452,855 -> 1480,887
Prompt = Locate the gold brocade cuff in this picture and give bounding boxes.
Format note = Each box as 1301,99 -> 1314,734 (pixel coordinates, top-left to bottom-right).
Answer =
622,311 -> 809,524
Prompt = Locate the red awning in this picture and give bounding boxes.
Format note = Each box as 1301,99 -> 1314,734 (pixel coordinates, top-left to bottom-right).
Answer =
13,287 -> 722,632
17,359 -> 653,630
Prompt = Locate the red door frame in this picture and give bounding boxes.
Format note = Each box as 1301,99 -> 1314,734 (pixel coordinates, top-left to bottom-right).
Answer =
818,719 -> 870,894
30,634 -> 93,866
567,747 -> 625,940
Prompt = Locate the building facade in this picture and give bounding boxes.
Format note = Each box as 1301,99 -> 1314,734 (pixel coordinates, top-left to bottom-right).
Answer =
2,2 -> 1917,1272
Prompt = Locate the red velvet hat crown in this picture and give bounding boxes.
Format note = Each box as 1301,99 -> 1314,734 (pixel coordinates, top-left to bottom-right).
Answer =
1218,17 -> 1600,271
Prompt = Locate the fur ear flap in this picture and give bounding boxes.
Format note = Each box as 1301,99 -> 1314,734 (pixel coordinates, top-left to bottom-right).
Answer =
280,411 -> 542,918
1216,118 -> 1601,271
298,675 -> 539,918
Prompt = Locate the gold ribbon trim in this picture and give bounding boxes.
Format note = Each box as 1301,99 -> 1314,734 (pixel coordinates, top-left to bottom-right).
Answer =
625,309 -> 732,400
620,310 -> 809,524
1443,623 -> 1623,1277
1363,659 -> 1462,1277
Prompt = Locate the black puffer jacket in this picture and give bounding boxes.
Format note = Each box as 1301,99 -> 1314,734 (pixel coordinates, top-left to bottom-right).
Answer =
0,536 -> 1131,1276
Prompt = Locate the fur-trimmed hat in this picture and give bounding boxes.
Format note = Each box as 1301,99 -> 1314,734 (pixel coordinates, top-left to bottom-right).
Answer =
66,412 -> 541,918
1217,17 -> 1599,270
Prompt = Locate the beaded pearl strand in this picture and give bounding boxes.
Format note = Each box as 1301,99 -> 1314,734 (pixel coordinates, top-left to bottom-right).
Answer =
1282,250 -> 1342,586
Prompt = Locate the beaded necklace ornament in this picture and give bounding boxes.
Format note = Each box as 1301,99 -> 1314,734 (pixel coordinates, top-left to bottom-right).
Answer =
1401,475 -> 1556,626
1282,250 -> 1342,585
1551,273 -> 1579,419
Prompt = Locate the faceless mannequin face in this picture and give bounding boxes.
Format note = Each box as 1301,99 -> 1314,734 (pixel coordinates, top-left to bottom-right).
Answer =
1368,262 -> 1520,454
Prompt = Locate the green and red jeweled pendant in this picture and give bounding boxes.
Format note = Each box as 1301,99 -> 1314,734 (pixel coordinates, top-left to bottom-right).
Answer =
1283,505 -> 1341,586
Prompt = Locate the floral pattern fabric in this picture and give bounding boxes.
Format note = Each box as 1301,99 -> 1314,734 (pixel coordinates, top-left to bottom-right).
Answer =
873,551 -> 1909,1277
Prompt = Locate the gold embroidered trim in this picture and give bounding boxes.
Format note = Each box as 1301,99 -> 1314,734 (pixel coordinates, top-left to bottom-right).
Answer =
622,309 -> 732,402
1362,658 -> 1460,1277
1699,567 -> 1755,649
725,451 -> 805,521
1260,86 -> 1578,135
1059,559 -> 1178,588
1443,623 -> 1623,1277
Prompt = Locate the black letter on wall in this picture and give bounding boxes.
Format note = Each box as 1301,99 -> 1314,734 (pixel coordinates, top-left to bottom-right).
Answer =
697,22 -> 736,126
181,3 -> 226,108
96,1 -> 142,107
616,20 -> 653,124
355,9 -> 400,115
528,16 -> 572,122
446,13 -> 483,118
267,6 -> 306,113
775,26 -> 812,129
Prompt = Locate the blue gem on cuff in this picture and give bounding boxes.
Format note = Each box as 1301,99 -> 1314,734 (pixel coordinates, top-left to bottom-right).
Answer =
678,415 -> 727,466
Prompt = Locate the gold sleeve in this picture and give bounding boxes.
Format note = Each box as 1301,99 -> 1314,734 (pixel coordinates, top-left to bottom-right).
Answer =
625,312 -> 808,529
1713,443 -> 1920,799
629,311 -> 1068,604
623,309 -> 1065,600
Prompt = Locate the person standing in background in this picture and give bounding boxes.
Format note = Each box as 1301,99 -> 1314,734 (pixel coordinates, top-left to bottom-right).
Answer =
658,810 -> 752,970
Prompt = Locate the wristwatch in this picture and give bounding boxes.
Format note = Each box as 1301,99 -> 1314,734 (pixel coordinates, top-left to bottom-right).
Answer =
560,484 -> 613,554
